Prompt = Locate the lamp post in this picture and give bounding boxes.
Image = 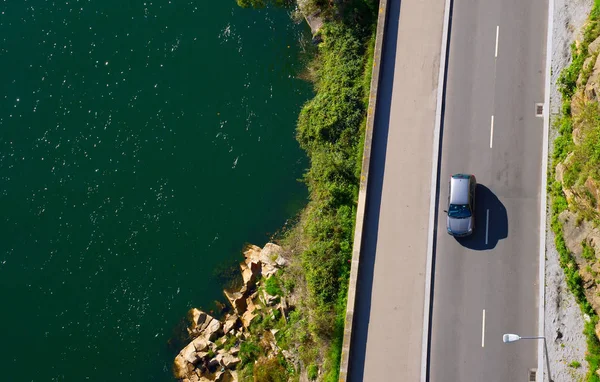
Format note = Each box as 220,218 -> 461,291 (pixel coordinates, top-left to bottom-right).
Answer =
503,334 -> 553,382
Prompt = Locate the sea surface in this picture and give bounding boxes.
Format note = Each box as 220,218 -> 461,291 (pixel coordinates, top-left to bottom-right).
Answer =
0,1 -> 312,380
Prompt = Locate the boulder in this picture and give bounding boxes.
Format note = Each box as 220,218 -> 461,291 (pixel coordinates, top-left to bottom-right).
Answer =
589,35 -> 600,55
216,352 -> 241,368
188,308 -> 208,331
224,288 -> 248,315
203,319 -> 222,342
275,255 -> 288,268
207,357 -> 220,369
261,289 -> 279,306
240,261 -> 258,288
243,244 -> 262,264
585,177 -> 600,212
241,310 -> 257,328
214,370 -> 237,382
223,314 -> 239,334
259,243 -> 282,277
192,337 -> 208,352
571,89 -> 585,118
181,342 -> 200,364
195,351 -> 209,360
559,210 -> 593,258
584,53 -> 600,103
173,354 -> 188,379
200,316 -> 212,332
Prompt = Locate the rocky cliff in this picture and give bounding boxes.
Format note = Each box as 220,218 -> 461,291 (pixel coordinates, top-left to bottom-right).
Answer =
173,243 -> 294,382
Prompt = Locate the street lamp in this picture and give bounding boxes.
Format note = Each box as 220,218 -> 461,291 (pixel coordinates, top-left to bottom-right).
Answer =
503,333 -> 553,382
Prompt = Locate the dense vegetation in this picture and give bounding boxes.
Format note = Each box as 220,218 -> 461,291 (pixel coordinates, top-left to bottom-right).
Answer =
232,0 -> 378,381
553,0 -> 600,379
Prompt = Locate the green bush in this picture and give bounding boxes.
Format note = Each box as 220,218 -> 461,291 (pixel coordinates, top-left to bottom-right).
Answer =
239,341 -> 261,366
307,364 -> 319,380
265,275 -> 283,296
253,356 -> 288,382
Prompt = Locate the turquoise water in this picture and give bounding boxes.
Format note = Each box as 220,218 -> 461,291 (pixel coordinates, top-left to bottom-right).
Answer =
0,1 -> 311,380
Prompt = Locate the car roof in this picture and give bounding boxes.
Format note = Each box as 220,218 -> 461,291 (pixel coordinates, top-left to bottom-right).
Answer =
449,174 -> 471,205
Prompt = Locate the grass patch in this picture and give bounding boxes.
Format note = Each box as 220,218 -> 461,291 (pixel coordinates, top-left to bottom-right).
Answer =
571,360 -> 583,368
307,363 -> 319,380
584,241 -> 597,261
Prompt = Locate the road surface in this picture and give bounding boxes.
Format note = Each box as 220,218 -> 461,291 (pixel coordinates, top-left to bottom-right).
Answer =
347,0 -> 445,380
429,0 -> 548,380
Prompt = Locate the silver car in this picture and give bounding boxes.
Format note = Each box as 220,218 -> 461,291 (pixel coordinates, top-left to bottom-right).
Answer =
445,174 -> 476,237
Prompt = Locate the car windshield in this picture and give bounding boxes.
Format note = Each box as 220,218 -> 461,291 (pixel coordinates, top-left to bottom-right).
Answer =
448,204 -> 471,218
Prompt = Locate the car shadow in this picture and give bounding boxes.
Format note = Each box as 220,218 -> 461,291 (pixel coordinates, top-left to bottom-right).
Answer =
455,184 -> 508,250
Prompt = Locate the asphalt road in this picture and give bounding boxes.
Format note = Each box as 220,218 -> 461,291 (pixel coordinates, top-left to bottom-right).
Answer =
347,0 -> 445,380
429,0 -> 548,380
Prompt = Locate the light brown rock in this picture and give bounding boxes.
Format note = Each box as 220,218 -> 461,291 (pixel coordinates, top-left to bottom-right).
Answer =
584,53 -> 600,103
259,243 -> 283,277
173,354 -> 188,379
224,288 -> 248,315
214,370 -> 237,382
192,336 -> 208,352
261,289 -> 279,306
216,352 -> 241,368
223,314 -> 239,334
203,318 -> 222,341
188,308 -> 208,331
246,296 -> 257,314
243,244 -> 262,263
241,309 -> 257,328
585,177 -> 600,212
589,35 -> 600,55
560,210 -> 594,259
240,261 -> 256,288
181,342 -> 200,364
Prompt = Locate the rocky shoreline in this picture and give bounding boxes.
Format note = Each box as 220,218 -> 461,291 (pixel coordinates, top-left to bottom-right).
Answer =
173,243 -> 292,382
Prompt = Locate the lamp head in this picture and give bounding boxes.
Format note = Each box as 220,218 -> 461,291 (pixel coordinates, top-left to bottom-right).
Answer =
502,334 -> 521,343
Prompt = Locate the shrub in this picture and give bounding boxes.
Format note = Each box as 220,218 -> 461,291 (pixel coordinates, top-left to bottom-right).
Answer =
265,275 -> 283,296
239,341 -> 261,366
253,356 -> 288,382
307,364 -> 319,380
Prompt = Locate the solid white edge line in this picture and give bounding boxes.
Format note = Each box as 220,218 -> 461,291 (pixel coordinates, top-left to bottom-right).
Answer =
421,0 -> 453,379
490,115 -> 494,148
539,0 -> 553,380
495,26 -> 499,58
482,309 -> 486,348
486,209 -> 490,245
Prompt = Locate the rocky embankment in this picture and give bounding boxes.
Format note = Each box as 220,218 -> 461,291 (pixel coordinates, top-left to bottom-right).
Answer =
555,31 -> 600,303
551,23 -> 600,379
173,243 -> 290,382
